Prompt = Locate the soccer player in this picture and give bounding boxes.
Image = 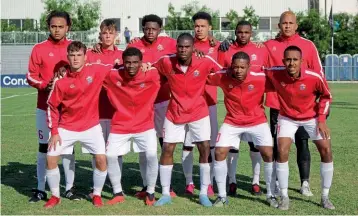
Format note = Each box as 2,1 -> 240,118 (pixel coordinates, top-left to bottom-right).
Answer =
181,11 -> 220,196
265,46 -> 334,210
217,20 -> 269,196
264,11 -> 325,196
127,14 -> 177,198
207,51 -> 276,207
26,10 -> 77,202
104,47 -> 161,206
152,33 -> 222,207
45,41 -> 111,208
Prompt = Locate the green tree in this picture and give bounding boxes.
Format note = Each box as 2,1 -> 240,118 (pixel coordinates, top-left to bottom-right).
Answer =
22,19 -> 37,31
39,0 -> 100,31
333,13 -> 358,55
225,9 -> 239,30
1,20 -> 19,32
242,6 -> 259,29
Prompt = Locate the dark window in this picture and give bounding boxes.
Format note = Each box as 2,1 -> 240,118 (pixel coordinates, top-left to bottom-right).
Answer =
258,17 -> 270,30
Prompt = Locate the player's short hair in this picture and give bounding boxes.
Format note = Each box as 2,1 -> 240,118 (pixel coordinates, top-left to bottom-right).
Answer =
100,19 -> 117,32
192,12 -> 212,25
284,45 -> 302,57
67,41 -> 87,55
123,47 -> 143,60
177,33 -> 194,44
236,20 -> 252,30
280,10 -> 297,23
142,14 -> 163,27
232,51 -> 250,63
46,10 -> 72,27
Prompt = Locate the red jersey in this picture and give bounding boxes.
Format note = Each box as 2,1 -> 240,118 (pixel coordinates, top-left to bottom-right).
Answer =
127,36 -> 177,104
103,67 -> 160,134
218,41 -> 269,72
194,38 -> 221,106
264,33 -> 324,109
266,67 -> 331,123
207,70 -> 268,126
27,37 -> 72,110
86,47 -> 123,120
153,54 -> 222,124
47,63 -> 113,135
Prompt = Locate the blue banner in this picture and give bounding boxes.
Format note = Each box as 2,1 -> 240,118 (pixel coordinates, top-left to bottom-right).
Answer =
1,74 -> 30,88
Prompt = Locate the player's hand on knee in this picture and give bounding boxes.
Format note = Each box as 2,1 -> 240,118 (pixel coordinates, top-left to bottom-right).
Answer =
130,37 -> 141,44
92,42 -> 102,53
48,135 -> 62,152
317,122 -> 330,140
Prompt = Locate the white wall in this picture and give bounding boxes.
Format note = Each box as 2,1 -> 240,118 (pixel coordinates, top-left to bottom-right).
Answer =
319,0 -> 358,19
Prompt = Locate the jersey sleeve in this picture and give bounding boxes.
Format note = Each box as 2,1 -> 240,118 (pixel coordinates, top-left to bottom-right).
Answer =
27,46 -> 48,90
264,70 -> 276,92
206,70 -> 225,86
152,57 -> 169,76
315,76 -> 332,123
47,81 -> 63,135
217,50 -> 229,67
206,56 -> 223,74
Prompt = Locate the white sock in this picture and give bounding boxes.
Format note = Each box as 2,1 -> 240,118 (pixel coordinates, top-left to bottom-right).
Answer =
46,167 -> 60,198
272,161 -> 278,195
107,156 -> 122,194
227,152 -> 239,184
139,152 -> 147,187
146,151 -> 158,194
214,160 -> 227,198
61,154 -> 75,191
199,163 -> 210,195
264,162 -> 274,198
37,152 -> 47,191
91,157 -> 96,170
209,148 -> 215,184
250,151 -> 261,185
182,150 -> 194,185
159,165 -> 173,196
276,162 -> 289,197
93,168 -> 107,196
320,162 -> 333,198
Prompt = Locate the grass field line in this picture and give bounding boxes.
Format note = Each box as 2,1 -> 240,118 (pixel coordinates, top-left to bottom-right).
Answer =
1,92 -> 36,100
1,113 -> 36,117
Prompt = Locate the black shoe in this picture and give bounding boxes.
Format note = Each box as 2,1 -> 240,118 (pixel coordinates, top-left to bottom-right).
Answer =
64,186 -> 82,201
29,189 -> 47,203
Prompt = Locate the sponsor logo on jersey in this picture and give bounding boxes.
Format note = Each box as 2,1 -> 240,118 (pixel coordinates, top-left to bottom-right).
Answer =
96,59 -> 101,64
251,54 -> 257,61
116,81 -> 121,87
140,83 -> 145,88
114,58 -> 121,64
140,49 -> 145,53
49,52 -> 54,57
248,84 -> 254,91
272,46 -> 277,51
157,44 -> 164,51
208,47 -> 214,54
193,70 -> 200,77
86,76 -> 93,84
300,83 -> 306,90
70,84 -> 75,88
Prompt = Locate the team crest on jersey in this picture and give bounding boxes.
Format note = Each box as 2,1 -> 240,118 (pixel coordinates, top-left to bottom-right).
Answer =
300,83 -> 306,90
96,59 -> 101,64
193,70 -> 200,77
140,83 -> 145,88
281,82 -> 286,87
272,46 -> 277,51
248,84 -> 254,91
140,49 -> 145,53
157,44 -> 164,51
86,76 -> 93,84
229,84 -> 233,89
116,81 -> 121,87
251,54 -> 257,61
208,47 -> 214,54
49,52 -> 54,57
114,58 -> 121,64
70,84 -> 75,88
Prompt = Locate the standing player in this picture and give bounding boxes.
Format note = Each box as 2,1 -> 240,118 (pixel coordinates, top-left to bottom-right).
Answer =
207,51 -> 277,207
217,20 -> 269,196
127,14 -> 177,198
26,10 -> 77,202
264,11 -> 325,196
45,41 -> 111,208
104,48 -> 161,206
265,46 -> 334,210
152,33 -> 222,207
181,11 -> 220,196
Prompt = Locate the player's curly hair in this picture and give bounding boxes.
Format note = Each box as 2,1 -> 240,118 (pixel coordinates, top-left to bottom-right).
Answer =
123,47 -> 143,60
142,14 -> 163,27
232,51 -> 250,63
46,10 -> 72,28
192,12 -> 212,25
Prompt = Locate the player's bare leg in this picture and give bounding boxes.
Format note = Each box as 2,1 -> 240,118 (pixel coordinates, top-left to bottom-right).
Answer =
213,147 -> 230,207
276,137 -> 292,210
196,140 -> 212,207
92,154 -> 107,207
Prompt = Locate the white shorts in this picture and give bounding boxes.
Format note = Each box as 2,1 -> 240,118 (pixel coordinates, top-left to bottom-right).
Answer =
184,105 -> 218,147
277,115 -> 325,141
36,108 -> 50,144
82,119 -> 110,154
106,128 -> 157,156
216,123 -> 273,150
154,100 -> 169,138
47,124 -> 106,156
163,116 -> 211,143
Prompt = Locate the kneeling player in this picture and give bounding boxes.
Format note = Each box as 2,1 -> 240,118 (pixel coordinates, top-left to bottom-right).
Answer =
208,52 -> 276,207
104,48 -> 160,206
266,46 -> 334,210
45,41 -> 112,208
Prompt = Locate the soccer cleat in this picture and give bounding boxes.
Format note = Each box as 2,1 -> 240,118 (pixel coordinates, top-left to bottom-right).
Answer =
267,196 -> 279,208
251,184 -> 262,196
185,184 -> 195,195
207,184 -> 215,197
107,192 -> 125,205
213,196 -> 228,207
321,197 -> 335,210
199,194 -> 212,207
145,193 -> 156,206
64,187 -> 82,201
92,195 -> 104,208
29,189 -> 47,203
44,196 -> 61,208
170,187 -> 177,198
135,186 -> 147,199
278,196 -> 290,210
154,195 -> 172,206
300,181 -> 313,197
228,183 -> 237,196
